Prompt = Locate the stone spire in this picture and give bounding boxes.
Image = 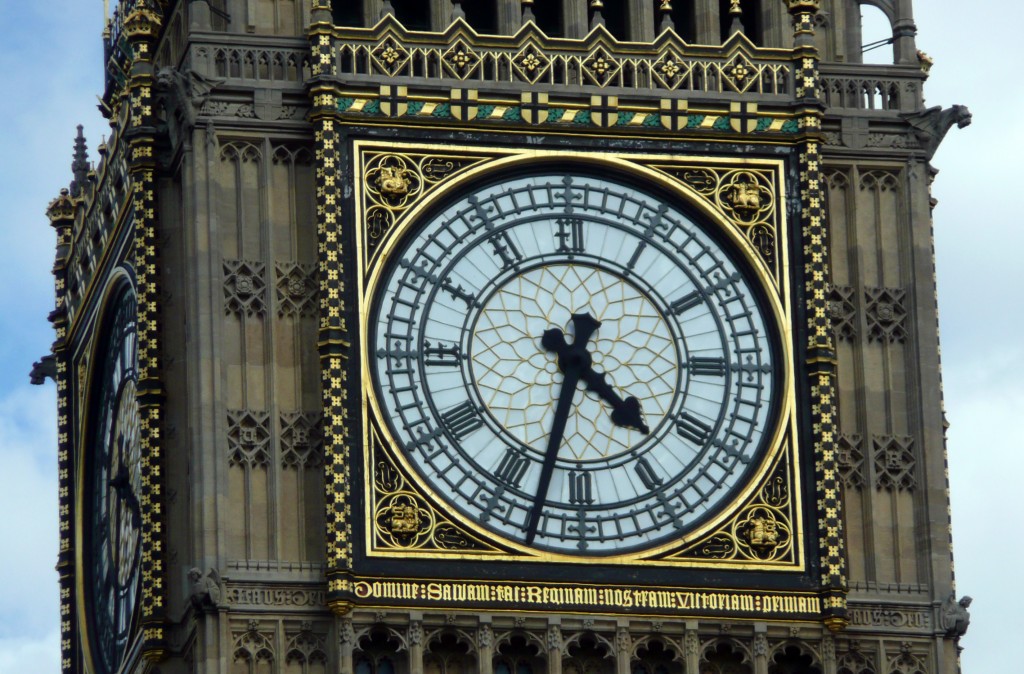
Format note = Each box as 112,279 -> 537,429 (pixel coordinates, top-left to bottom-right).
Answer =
70,125 -> 89,198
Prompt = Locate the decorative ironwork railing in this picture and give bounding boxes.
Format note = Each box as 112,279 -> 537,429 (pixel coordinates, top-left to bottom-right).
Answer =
328,17 -> 795,97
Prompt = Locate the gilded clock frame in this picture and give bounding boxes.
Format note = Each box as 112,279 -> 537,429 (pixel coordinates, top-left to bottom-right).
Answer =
74,270 -> 143,674
353,140 -> 803,571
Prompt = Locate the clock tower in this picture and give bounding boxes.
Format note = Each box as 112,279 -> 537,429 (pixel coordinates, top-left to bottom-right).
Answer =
44,1 -> 972,673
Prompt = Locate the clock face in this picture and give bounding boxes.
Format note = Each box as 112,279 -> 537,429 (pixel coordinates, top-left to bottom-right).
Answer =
370,169 -> 781,555
85,286 -> 142,672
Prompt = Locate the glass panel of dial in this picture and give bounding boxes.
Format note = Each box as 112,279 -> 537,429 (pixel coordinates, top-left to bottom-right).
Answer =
373,172 -> 777,554
88,289 -> 142,672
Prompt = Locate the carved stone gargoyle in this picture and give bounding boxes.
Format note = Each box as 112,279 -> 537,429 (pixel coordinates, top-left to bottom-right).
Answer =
188,567 -> 222,613
902,105 -> 973,160
940,592 -> 972,640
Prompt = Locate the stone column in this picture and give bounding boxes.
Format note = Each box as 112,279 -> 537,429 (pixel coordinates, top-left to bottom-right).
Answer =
822,633 -> 837,674
694,0 -> 721,44
615,625 -> 632,674
364,0 -> 387,24
843,0 -> 862,64
683,622 -> 700,674
409,618 -> 424,674
892,0 -> 918,65
339,618 -> 355,674
477,621 -> 494,674
498,0 -> 522,32
563,0 -> 589,37
547,624 -> 563,674
628,0 -> 656,41
431,0 -> 450,30
191,0 -> 212,30
753,626 -> 769,674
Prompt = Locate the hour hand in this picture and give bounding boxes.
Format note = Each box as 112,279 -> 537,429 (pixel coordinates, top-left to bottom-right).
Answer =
581,369 -> 649,434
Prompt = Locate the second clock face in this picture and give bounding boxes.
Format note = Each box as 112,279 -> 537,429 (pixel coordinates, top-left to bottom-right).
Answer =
370,169 -> 781,555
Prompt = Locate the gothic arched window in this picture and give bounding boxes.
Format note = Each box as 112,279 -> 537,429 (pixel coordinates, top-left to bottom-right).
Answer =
563,635 -> 614,674
633,640 -> 682,674
463,0 -> 499,34
532,0 -> 564,37
392,0 -> 432,31
494,635 -> 543,674
718,0 -> 763,45
355,629 -> 405,674
331,0 -> 363,27
599,0 -> 629,41
768,645 -> 821,674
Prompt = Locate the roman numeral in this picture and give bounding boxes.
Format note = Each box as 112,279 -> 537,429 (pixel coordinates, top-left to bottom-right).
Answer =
488,232 -> 522,270
568,471 -> 593,504
669,291 -> 703,315
441,276 -> 478,308
423,341 -> 462,367
494,448 -> 529,488
555,217 -> 585,254
634,457 -> 664,490
440,401 -> 484,441
688,357 -> 727,377
675,412 -> 713,446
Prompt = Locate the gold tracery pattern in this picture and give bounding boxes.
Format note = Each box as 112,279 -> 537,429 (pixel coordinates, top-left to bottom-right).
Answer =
648,164 -> 781,279
659,447 -> 796,564
361,151 -> 495,274
370,424 -> 505,555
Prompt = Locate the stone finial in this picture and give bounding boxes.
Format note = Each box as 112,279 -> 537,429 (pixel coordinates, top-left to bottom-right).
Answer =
659,1 -> 674,32
729,0 -> 745,36
451,0 -> 465,22
522,0 -> 535,24
590,0 -> 605,30
71,126 -> 89,198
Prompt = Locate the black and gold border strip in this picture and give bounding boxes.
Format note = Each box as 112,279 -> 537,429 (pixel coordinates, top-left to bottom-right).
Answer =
311,1 -> 356,614
124,2 -> 167,660
786,0 -> 849,630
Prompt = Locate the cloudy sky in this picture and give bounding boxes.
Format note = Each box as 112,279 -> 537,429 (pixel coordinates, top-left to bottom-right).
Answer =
0,2 -> 1013,672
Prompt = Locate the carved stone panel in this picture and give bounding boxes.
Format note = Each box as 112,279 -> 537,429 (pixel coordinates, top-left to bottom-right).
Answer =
872,435 -> 916,491
836,433 -> 865,489
228,409 -> 272,468
829,285 -> 857,342
275,262 -> 318,317
865,287 -> 907,344
224,259 -> 268,317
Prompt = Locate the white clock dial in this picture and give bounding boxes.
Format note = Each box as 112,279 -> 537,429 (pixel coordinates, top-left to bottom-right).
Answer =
371,169 -> 780,554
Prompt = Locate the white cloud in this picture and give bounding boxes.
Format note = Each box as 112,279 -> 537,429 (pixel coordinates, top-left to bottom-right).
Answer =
0,386 -> 58,641
0,631 -> 60,674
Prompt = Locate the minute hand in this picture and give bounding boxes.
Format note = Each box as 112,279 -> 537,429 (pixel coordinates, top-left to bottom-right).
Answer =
524,313 -> 600,544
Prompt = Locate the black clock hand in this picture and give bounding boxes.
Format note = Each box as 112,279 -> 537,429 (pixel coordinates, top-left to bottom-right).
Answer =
525,313 -> 601,544
579,369 -> 650,434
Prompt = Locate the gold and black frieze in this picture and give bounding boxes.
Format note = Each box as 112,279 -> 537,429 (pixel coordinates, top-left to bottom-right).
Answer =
352,579 -> 822,620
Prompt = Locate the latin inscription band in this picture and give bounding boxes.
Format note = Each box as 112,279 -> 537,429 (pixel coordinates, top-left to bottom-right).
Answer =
353,580 -> 819,618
